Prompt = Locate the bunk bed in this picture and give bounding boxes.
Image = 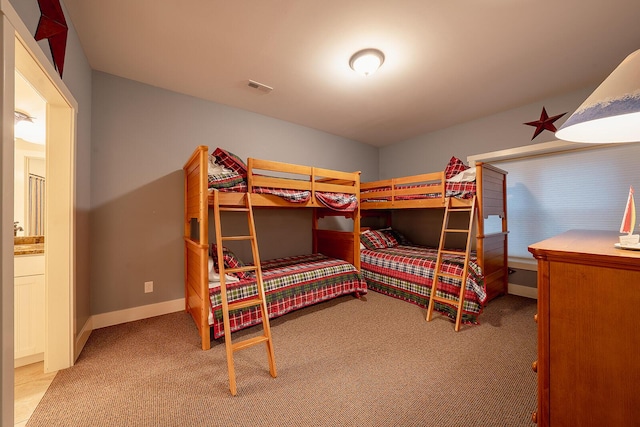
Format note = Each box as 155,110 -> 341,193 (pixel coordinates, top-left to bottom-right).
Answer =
184,145 -> 366,350
359,156 -> 508,324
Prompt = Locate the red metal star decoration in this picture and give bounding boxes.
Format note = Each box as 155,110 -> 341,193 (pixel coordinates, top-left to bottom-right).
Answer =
524,107 -> 567,140
35,0 -> 68,77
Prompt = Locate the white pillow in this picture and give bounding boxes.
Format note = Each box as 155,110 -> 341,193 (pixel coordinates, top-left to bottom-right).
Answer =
208,157 -> 232,175
447,168 -> 476,183
208,256 -> 239,284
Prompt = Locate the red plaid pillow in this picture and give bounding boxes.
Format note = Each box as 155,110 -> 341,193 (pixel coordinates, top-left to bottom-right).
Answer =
210,244 -> 254,279
444,156 -> 469,180
360,229 -> 398,250
381,228 -> 410,245
212,147 -> 248,178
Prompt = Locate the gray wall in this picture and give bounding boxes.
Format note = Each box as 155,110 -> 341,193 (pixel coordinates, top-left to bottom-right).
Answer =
90,69 -> 600,312
379,87 -> 594,178
90,71 -> 378,315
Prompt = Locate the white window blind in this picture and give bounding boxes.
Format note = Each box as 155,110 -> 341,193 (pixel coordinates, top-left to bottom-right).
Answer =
489,142 -> 640,265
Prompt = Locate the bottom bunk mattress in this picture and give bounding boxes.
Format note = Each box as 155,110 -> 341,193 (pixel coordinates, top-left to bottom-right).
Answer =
360,244 -> 486,323
208,253 -> 367,339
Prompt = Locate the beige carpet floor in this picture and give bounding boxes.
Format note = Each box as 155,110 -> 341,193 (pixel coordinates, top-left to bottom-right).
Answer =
27,290 -> 537,426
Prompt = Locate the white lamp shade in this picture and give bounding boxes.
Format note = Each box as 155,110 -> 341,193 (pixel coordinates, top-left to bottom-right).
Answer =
349,49 -> 385,77
556,49 -> 640,143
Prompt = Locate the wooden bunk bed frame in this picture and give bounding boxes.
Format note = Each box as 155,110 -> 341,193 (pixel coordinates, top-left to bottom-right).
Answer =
360,162 -> 508,302
184,145 -> 361,350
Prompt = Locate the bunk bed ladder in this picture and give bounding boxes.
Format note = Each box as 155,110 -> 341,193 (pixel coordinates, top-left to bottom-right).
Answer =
212,191 -> 277,396
426,195 -> 477,332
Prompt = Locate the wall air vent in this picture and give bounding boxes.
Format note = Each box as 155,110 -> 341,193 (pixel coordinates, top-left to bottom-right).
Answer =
247,80 -> 273,93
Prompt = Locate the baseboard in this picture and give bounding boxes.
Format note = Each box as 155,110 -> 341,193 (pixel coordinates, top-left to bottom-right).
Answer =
14,353 -> 44,368
75,317 -> 93,362
92,298 -> 186,330
508,283 -> 538,299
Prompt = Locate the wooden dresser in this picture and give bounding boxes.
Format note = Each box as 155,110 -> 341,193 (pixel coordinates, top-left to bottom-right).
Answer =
528,230 -> 640,426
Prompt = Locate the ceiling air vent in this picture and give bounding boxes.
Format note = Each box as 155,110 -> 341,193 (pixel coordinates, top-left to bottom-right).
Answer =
247,80 -> 273,93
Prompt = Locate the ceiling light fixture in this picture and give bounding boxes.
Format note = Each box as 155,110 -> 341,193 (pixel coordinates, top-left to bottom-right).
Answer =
14,110 -> 34,124
555,48 -> 640,143
349,48 -> 385,77
14,110 -> 44,144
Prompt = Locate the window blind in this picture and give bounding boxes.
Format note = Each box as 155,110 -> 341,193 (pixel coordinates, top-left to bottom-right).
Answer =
491,142 -> 640,265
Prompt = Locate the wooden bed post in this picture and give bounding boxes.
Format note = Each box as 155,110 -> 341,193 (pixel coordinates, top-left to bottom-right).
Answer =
184,146 -> 211,350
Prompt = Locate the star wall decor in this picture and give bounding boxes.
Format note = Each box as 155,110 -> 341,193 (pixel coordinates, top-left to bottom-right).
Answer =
34,0 -> 68,77
524,107 -> 567,140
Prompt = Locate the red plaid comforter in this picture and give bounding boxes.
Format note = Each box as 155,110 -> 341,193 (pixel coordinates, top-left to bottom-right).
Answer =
361,181 -> 476,203
360,245 -> 486,323
252,187 -> 358,211
209,253 -> 367,338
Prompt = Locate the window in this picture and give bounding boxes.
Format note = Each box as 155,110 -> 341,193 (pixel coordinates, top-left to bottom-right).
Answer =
470,141 -> 640,269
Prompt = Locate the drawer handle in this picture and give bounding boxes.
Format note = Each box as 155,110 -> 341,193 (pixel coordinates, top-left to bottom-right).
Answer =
532,360 -> 537,373
532,411 -> 537,423
534,313 -> 538,323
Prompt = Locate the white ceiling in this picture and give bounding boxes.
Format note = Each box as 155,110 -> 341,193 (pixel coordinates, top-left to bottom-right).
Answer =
62,0 -> 640,147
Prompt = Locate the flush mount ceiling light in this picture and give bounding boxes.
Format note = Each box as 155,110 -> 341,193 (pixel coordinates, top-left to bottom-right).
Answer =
349,48 -> 385,77
14,110 -> 44,144
555,48 -> 640,143
14,110 -> 34,124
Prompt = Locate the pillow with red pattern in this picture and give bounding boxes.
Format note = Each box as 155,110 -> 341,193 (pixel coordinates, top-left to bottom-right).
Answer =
212,148 -> 248,178
360,229 -> 398,250
444,156 -> 469,180
210,244 -> 254,280
380,228 -> 411,245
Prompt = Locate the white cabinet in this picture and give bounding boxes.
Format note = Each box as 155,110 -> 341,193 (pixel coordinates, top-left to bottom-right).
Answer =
14,254 -> 45,365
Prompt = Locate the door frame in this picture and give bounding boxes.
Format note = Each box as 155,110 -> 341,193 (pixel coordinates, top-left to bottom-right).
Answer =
1,1 -> 77,424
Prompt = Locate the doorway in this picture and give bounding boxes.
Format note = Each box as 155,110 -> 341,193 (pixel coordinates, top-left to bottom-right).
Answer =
14,32 -> 76,373
2,6 -> 78,424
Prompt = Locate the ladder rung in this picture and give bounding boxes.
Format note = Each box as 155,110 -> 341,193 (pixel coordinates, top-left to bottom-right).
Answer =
448,206 -> 473,212
440,249 -> 466,256
444,228 -> 470,233
228,297 -> 263,311
435,272 -> 462,281
225,265 -> 257,274
220,207 -> 250,212
222,235 -> 254,241
431,295 -> 460,306
232,335 -> 269,352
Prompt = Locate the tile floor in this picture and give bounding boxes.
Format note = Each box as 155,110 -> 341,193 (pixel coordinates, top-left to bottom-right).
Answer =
14,362 -> 56,426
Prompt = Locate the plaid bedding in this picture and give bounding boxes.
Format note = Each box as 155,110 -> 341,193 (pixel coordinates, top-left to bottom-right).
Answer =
361,181 -> 476,202
209,253 -> 367,338
252,186 -> 312,203
210,178 -> 358,211
360,245 -> 486,323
